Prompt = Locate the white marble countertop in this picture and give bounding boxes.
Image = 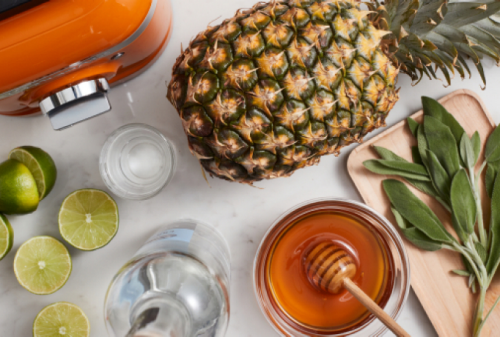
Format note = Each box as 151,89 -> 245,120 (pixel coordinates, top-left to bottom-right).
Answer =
2,1 -> 500,336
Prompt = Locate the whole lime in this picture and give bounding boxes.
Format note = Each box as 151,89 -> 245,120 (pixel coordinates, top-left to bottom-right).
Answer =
0,159 -> 39,214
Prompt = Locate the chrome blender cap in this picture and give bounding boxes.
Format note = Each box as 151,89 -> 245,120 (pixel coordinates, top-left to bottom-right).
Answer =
39,78 -> 111,130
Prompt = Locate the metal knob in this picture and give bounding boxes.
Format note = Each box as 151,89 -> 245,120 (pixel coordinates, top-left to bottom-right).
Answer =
39,78 -> 111,130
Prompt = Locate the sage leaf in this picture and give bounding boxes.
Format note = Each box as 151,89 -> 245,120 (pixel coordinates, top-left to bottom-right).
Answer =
427,150 -> 451,199
485,124 -> 500,163
462,254 -> 476,281
424,116 -> 461,177
402,227 -> 443,251
452,269 -> 471,277
417,124 -> 431,170
412,146 -> 423,165
407,117 -> 420,137
471,131 -> 481,164
378,160 -> 429,176
450,169 -> 476,235
451,213 -> 468,243
383,179 -> 454,244
470,275 -> 477,293
486,174 -> 500,279
486,164 -> 497,199
421,96 -> 465,145
374,146 -> 407,162
406,179 -> 450,210
475,242 -> 488,264
460,133 -> 477,168
363,160 -> 431,181
391,207 -> 410,230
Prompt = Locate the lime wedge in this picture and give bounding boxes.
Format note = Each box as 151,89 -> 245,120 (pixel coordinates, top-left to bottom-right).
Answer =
14,236 -> 72,295
33,302 -> 90,337
0,214 -> 13,260
59,189 -> 119,251
0,159 -> 39,215
10,146 -> 57,200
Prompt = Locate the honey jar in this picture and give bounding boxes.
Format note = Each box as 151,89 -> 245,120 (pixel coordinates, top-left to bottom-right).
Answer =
254,198 -> 410,337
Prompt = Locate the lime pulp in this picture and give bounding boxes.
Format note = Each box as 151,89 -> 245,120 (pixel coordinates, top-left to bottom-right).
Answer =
33,302 -> 90,337
14,236 -> 72,295
59,189 -> 119,251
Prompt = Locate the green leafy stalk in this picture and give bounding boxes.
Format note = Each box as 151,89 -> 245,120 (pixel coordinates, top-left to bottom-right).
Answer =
363,97 -> 500,337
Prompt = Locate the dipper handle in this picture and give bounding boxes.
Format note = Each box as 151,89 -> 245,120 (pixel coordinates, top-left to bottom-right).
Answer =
343,278 -> 410,337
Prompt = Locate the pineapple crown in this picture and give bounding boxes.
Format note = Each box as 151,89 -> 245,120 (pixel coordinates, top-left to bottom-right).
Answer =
367,0 -> 500,87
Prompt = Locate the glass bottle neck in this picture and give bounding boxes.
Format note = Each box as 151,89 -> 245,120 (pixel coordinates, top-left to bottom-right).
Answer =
126,298 -> 192,337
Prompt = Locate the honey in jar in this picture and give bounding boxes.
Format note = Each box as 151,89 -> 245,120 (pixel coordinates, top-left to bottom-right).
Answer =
265,211 -> 394,333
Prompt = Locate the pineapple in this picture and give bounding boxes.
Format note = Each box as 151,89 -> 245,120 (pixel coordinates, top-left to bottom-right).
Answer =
168,0 -> 500,184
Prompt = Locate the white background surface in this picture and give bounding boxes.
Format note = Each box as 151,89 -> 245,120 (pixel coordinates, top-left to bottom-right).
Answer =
2,0 -> 500,336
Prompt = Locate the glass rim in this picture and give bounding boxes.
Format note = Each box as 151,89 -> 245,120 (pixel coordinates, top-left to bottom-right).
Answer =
99,123 -> 176,200
253,197 -> 411,337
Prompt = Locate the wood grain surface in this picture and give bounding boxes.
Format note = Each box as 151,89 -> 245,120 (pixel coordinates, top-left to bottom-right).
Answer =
347,89 -> 500,337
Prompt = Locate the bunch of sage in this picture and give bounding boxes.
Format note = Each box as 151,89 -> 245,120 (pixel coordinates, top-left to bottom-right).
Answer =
363,97 -> 500,337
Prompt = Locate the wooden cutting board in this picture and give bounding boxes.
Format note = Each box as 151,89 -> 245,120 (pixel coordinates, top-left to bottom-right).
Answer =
347,89 -> 500,337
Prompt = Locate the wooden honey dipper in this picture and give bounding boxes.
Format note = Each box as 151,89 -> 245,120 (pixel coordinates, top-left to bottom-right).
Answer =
305,242 -> 410,337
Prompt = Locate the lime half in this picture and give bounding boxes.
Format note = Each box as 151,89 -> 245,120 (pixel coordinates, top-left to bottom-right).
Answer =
10,146 -> 57,200
14,236 -> 72,295
59,189 -> 119,251
33,302 -> 90,337
0,214 -> 13,260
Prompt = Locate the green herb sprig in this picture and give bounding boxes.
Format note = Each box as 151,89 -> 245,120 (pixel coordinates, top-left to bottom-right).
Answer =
363,96 -> 500,337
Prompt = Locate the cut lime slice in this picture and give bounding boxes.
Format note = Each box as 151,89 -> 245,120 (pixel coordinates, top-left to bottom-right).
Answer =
9,146 -> 57,200
33,302 -> 90,337
0,214 -> 13,260
14,236 -> 72,295
59,189 -> 119,251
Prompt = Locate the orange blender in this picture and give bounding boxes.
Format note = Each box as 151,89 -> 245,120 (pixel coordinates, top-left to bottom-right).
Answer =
0,0 -> 173,129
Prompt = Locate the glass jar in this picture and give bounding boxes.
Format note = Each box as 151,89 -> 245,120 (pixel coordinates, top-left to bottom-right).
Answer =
253,198 -> 410,337
99,123 -> 176,200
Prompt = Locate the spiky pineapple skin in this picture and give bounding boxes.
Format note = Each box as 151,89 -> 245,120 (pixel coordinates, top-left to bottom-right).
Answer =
168,0 -> 399,184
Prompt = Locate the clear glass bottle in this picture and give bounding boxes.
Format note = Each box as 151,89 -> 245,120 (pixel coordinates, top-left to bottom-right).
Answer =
104,220 -> 231,337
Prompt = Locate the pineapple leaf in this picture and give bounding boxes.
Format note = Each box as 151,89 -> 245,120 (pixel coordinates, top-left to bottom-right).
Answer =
443,2 -> 500,28
383,0 -> 420,35
475,62 -> 487,89
425,32 -> 459,61
410,0 -> 447,35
